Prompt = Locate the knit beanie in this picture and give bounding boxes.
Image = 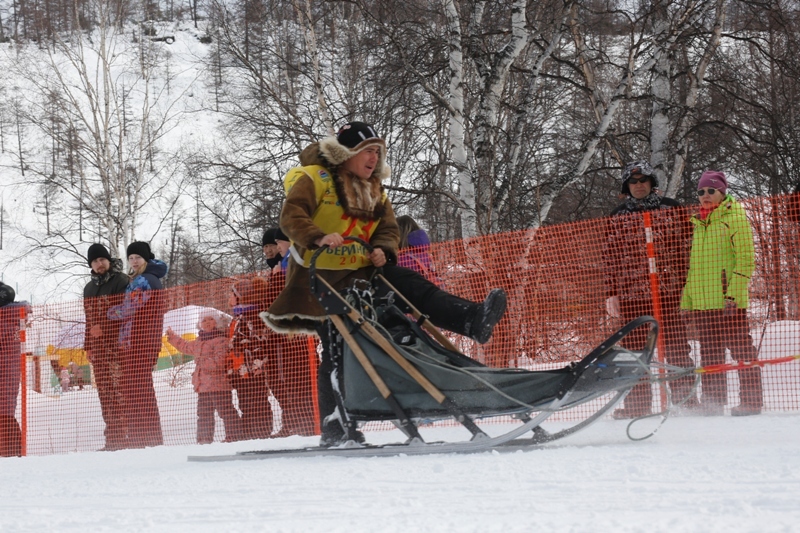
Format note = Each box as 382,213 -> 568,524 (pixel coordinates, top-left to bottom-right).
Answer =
336,122 -> 382,150
698,171 -> 728,194
262,228 -> 277,246
126,241 -> 155,260
87,243 -> 112,267
274,227 -> 289,242
0,282 -> 14,307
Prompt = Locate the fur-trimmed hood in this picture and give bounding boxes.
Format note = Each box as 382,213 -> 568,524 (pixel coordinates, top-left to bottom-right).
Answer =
300,140 -> 389,220
318,136 -> 391,182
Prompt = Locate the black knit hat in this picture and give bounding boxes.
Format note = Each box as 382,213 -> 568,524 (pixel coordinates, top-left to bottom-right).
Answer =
126,241 -> 154,260
0,282 -> 15,307
274,227 -> 289,242
621,160 -> 658,195
87,243 -> 112,267
262,228 -> 277,246
336,122 -> 381,149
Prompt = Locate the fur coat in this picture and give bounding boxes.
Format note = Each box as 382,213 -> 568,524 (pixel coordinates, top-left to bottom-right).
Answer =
262,138 -> 399,335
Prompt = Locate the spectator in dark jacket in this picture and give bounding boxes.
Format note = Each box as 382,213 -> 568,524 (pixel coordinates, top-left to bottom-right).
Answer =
108,241 -> 168,448
0,281 -> 27,457
83,243 -> 129,450
604,161 -> 698,418
228,277 -> 275,440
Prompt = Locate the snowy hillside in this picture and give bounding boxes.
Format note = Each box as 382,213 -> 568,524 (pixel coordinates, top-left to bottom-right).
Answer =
0,20 -> 216,303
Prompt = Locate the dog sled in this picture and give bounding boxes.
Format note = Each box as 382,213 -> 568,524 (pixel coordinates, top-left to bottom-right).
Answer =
189,239 -> 659,461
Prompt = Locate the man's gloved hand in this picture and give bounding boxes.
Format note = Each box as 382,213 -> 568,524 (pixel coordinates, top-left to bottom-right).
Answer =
724,297 -> 738,316
605,296 -> 620,318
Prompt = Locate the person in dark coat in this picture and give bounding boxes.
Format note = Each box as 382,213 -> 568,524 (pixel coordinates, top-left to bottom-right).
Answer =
264,227 -> 316,437
604,160 -> 698,418
0,281 -> 27,457
83,243 -> 130,450
107,241 -> 168,448
227,277 -> 275,440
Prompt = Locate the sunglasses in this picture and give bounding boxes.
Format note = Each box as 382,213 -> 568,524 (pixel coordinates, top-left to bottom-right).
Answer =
627,176 -> 650,184
697,188 -> 718,196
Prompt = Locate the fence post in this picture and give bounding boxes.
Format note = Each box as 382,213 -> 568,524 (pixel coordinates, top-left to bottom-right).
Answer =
642,212 -> 669,409
19,305 -> 27,457
307,336 -> 320,435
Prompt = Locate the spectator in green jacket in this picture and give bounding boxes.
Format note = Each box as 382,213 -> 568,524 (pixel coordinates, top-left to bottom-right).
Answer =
680,171 -> 762,416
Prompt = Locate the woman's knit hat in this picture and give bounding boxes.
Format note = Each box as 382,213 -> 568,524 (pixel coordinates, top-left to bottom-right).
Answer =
126,241 -> 155,260
698,171 -> 728,194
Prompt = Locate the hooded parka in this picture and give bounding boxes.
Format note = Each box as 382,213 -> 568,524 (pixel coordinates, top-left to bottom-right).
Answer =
680,195 -> 755,311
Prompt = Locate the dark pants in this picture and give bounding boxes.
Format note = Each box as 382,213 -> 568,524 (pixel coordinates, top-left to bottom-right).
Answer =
380,265 -> 477,338
232,374 -> 273,439
269,334 -> 317,436
694,309 -> 762,408
90,349 -> 127,449
316,322 -> 341,432
0,415 -> 21,457
120,349 -> 163,448
196,390 -> 242,444
315,266 -> 480,432
618,295 -> 696,414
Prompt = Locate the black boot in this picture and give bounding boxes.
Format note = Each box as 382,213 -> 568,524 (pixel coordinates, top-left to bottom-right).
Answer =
319,418 -> 365,448
468,289 -> 507,344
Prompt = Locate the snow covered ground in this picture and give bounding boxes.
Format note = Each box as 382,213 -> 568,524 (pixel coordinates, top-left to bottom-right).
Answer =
2,413 -> 799,532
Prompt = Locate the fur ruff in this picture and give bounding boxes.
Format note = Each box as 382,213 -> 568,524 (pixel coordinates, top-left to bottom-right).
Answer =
334,170 -> 386,220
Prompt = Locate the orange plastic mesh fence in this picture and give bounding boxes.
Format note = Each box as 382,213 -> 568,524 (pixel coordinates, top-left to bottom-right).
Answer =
2,193 -> 799,456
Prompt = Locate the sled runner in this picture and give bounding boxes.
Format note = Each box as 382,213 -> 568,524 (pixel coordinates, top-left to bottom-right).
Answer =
189,240 -> 659,462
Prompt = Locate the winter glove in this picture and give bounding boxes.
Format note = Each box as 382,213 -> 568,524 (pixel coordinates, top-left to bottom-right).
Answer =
605,296 -> 620,318
724,297 -> 738,316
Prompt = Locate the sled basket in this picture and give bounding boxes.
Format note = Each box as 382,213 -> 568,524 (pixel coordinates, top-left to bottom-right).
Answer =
339,302 -> 571,419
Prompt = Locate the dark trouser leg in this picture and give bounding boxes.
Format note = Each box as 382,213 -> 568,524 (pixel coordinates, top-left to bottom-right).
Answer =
616,299 -> 654,415
695,311 -> 727,406
725,309 -> 763,408
271,335 -> 317,436
196,392 -> 214,444
0,415 -> 22,457
91,351 -> 127,448
121,350 -> 163,447
211,390 -> 242,441
380,265 -> 476,337
237,375 -> 273,439
315,321 -> 338,429
660,302 -> 698,404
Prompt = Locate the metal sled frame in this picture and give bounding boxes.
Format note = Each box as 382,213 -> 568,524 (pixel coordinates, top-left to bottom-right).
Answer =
308,240 -> 660,451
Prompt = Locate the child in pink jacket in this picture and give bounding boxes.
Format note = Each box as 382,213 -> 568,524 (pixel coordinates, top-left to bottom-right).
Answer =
166,311 -> 241,443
